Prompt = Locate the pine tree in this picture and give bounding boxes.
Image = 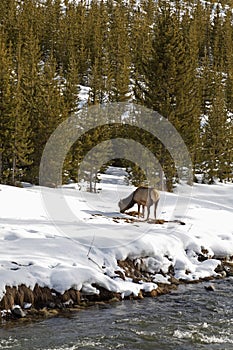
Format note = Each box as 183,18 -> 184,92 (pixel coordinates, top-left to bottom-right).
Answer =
201,70 -> 231,183
0,31 -> 14,183
58,0 -> 87,77
134,4 -> 199,187
10,33 -> 34,184
61,52 -> 80,183
211,4 -> 225,69
11,94 -> 33,185
0,0 -> 18,47
66,0 -> 89,84
41,0 -> 63,61
105,1 -> 131,102
131,0 -> 154,103
223,9 -> 233,114
31,53 -> 67,184
87,0 -> 108,104
71,110 -> 112,192
15,29 -> 42,183
180,8 -> 202,176
63,53 -> 80,116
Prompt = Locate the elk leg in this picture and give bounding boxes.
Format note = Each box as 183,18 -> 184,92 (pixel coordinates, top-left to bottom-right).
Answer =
142,205 -> 145,218
137,204 -> 140,218
154,201 -> 158,220
146,205 -> 150,221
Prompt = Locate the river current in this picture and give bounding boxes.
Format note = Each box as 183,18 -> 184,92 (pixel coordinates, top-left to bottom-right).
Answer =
0,278 -> 233,350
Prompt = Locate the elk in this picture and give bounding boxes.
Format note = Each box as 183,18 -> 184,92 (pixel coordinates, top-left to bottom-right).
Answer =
118,187 -> 160,221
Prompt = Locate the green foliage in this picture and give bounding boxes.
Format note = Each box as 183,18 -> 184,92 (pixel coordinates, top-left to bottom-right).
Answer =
0,0 -> 232,188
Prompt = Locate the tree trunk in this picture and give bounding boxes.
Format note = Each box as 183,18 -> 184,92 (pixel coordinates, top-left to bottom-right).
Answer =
0,151 -> 2,183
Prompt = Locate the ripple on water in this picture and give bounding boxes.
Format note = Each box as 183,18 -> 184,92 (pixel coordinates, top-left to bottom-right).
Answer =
40,340 -> 124,350
173,325 -> 233,345
0,337 -> 18,349
0,280 -> 233,350
41,347 -> 77,350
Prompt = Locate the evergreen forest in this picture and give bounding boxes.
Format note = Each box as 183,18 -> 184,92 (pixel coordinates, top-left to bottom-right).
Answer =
0,0 -> 233,190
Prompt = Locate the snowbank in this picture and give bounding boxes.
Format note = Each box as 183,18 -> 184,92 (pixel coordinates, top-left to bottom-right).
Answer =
0,167 -> 232,306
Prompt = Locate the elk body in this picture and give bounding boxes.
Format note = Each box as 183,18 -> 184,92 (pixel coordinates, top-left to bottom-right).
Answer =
118,187 -> 160,221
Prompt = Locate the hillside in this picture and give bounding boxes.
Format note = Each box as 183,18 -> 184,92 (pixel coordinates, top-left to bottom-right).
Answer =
0,0 -> 232,187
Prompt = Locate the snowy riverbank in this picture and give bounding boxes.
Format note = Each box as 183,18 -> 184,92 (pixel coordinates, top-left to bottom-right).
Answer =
0,167 -> 233,319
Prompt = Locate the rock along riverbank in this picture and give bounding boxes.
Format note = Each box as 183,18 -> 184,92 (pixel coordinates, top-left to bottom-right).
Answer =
1,257 -> 233,324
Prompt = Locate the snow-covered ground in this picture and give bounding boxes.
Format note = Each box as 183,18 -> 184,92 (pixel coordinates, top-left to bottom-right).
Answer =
0,167 -> 232,300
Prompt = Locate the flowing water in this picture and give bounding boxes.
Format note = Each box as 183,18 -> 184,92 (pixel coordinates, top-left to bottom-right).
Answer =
1,278 -> 233,350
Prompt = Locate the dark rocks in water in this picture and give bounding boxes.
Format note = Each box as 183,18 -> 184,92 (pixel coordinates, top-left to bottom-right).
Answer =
12,305 -> 26,318
222,261 -> 233,276
204,284 -> 215,292
86,285 -> 121,302
1,257 -> 233,323
214,260 -> 233,277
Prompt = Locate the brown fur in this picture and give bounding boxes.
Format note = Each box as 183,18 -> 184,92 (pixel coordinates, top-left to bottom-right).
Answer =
118,187 -> 160,220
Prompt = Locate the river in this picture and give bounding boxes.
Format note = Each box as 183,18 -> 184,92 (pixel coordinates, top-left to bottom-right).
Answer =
0,278 -> 233,350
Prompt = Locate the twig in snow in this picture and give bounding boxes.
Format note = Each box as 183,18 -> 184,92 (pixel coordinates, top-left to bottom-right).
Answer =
86,234 -> 103,271
87,234 -> 95,258
88,256 -> 103,271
